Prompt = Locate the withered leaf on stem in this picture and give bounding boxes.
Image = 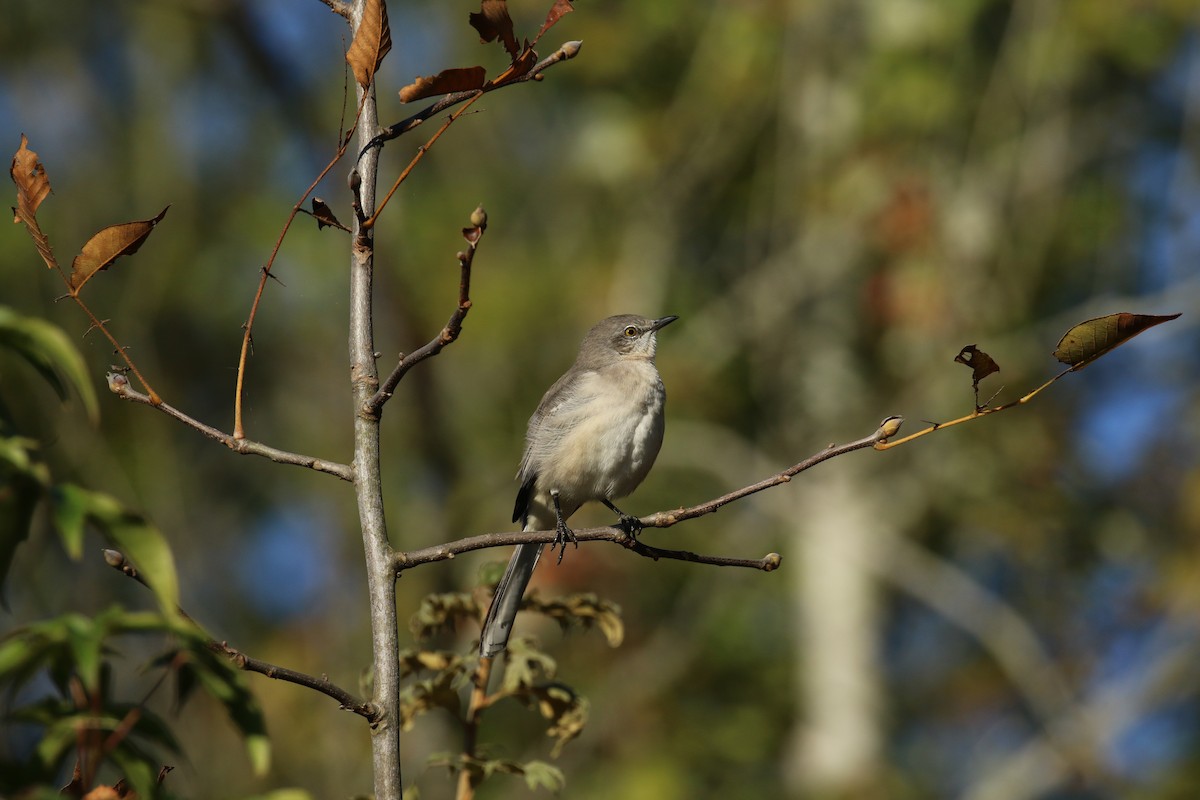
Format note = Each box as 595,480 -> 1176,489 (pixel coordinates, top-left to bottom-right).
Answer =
310,198 -> 348,232
70,206 -> 169,293
9,134 -> 57,270
488,45 -> 538,88
533,0 -> 574,46
954,345 -> 1000,384
470,0 -> 519,59
346,0 -> 393,88
1053,312 -> 1182,370
398,66 -> 487,103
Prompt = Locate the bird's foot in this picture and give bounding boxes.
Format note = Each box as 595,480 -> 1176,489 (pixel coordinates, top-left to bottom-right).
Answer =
552,519 -> 578,565
614,512 -> 643,540
602,499 -> 642,540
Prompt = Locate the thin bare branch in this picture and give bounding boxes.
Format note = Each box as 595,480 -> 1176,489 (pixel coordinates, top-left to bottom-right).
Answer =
874,369 -> 1069,450
394,419 -> 903,574
361,93 -> 483,231
103,548 -> 375,719
234,92 -> 369,440
365,40 -> 583,153
366,210 -> 484,415
107,372 -> 353,481
394,526 -> 781,574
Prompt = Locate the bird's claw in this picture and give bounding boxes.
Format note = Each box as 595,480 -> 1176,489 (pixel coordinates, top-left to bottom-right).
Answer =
552,520 -> 578,565
615,512 -> 643,540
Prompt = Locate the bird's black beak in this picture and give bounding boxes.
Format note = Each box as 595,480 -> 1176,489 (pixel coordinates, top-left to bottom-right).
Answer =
650,315 -> 679,332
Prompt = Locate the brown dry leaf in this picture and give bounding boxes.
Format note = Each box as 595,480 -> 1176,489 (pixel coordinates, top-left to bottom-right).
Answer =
1053,312 -> 1182,370
469,0 -> 519,59
533,0 -> 574,45
398,65 -> 487,103
9,134 -> 57,270
954,344 -> 1000,384
310,197 -> 348,231
70,206 -> 169,292
346,0 -> 392,88
488,45 -> 538,88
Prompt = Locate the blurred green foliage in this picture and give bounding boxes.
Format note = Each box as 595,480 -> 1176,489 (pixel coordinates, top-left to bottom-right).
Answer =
2,0 -> 1198,798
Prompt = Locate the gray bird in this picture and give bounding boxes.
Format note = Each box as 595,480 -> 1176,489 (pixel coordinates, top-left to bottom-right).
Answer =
479,314 -> 677,658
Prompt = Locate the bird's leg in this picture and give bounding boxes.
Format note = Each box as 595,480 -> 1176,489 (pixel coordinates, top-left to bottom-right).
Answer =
602,498 -> 643,539
550,489 -> 577,565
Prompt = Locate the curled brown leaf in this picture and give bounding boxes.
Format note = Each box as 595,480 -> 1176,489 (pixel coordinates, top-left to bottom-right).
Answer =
398,66 -> 487,103
954,344 -> 1000,384
9,134 -> 57,270
469,0 -> 519,59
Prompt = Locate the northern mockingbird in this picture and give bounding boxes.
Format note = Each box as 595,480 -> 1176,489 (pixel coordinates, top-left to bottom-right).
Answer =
479,313 -> 677,658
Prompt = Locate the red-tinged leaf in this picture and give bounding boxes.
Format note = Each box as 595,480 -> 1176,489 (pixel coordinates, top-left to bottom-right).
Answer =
470,0 -> 519,59
533,0 -> 574,45
399,66 -> 487,103
1053,312 -> 1182,370
488,45 -> 538,88
310,197 -> 348,232
346,0 -> 392,88
954,344 -> 1000,384
70,206 -> 169,292
9,134 -> 57,270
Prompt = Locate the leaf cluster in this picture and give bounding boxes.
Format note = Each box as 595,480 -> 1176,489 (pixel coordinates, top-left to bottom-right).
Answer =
397,585 -> 619,794
0,606 -> 268,798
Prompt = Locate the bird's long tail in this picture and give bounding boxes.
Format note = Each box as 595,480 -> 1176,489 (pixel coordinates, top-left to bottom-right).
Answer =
479,540 -> 544,657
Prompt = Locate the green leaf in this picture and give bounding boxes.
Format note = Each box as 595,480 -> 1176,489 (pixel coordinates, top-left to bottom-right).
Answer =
0,439 -> 46,603
521,759 -> 566,791
49,483 -> 89,559
64,614 -> 103,693
0,306 -> 99,423
50,486 -> 180,619
179,632 -> 271,776
245,791 -> 317,800
107,741 -> 164,800
500,637 -> 557,693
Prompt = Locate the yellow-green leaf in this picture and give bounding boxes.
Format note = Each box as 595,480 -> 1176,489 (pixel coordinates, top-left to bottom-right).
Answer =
1053,312 -> 1182,370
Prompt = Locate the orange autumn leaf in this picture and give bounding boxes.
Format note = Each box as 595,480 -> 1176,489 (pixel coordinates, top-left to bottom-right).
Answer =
533,0 -> 574,46
70,206 -> 169,292
488,45 -> 538,88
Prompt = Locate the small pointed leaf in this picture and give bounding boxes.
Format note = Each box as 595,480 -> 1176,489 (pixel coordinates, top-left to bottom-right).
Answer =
1053,312 -> 1181,370
533,0 -> 574,45
70,206 -> 169,292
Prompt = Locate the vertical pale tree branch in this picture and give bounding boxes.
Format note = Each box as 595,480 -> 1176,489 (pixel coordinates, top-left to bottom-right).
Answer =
347,2 -> 401,797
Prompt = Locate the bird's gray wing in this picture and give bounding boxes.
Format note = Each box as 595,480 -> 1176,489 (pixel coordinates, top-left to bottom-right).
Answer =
486,370 -> 599,658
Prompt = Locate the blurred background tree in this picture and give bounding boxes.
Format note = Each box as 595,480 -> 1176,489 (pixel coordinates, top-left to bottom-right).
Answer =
1,0 -> 1198,797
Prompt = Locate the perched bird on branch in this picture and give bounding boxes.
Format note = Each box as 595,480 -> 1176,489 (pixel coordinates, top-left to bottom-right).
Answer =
479,314 -> 677,658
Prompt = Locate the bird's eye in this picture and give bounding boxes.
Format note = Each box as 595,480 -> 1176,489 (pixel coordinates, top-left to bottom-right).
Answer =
624,326 -> 639,338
